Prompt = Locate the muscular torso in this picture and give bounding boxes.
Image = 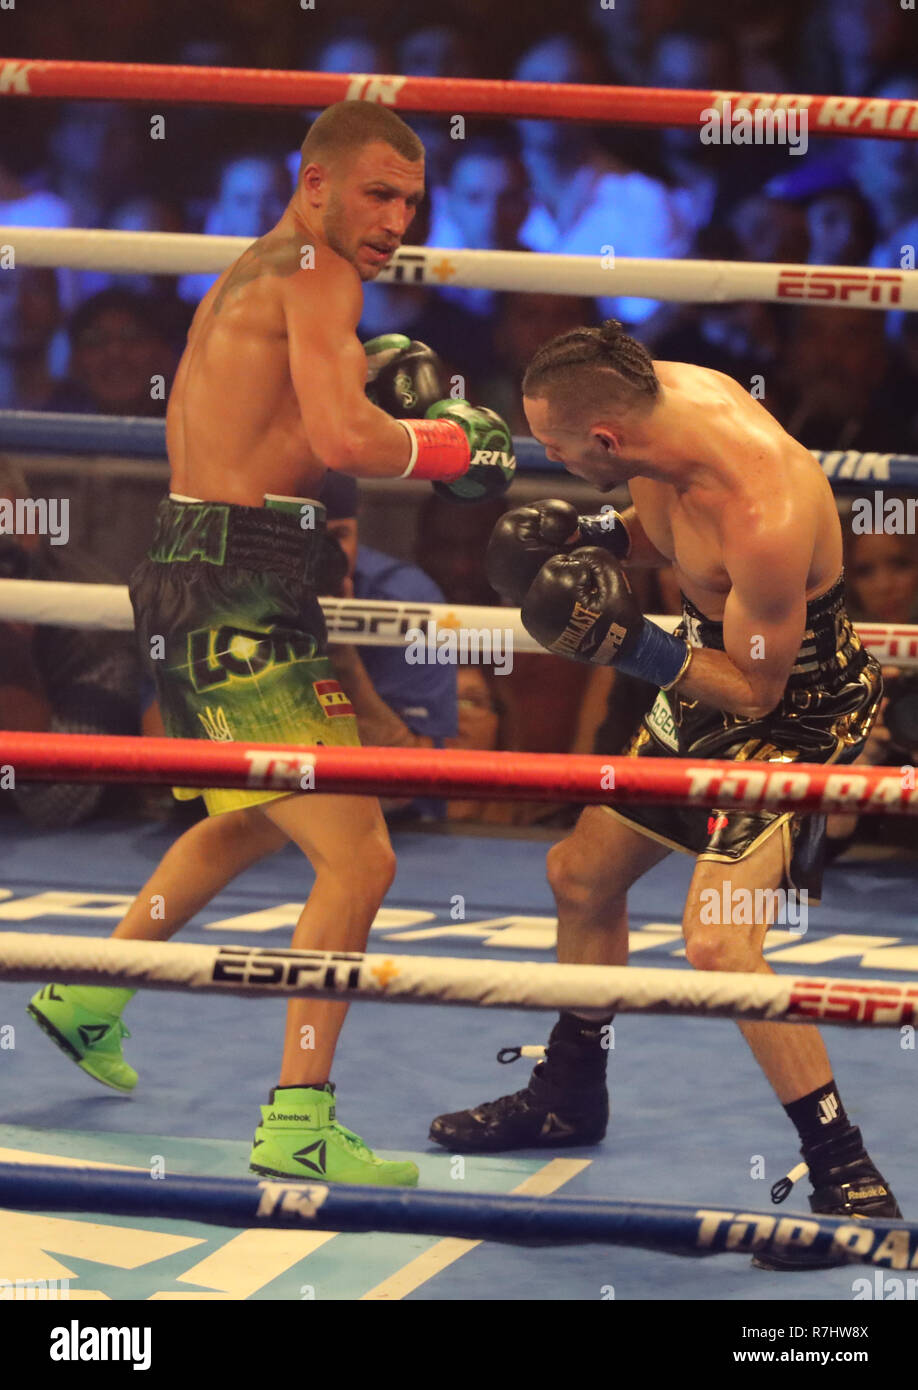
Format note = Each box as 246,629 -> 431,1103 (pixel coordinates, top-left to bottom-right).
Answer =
168,228 -> 344,504
630,363 -> 843,618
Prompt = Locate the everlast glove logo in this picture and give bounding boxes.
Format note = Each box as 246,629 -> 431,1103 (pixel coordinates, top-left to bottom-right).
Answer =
211,946 -> 365,992
552,601 -> 602,656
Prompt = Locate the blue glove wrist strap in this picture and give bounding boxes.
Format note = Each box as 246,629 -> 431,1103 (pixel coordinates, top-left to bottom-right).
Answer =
614,621 -> 690,688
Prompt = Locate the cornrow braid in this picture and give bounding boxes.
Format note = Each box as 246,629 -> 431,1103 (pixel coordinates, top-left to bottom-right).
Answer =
522,318 -> 660,416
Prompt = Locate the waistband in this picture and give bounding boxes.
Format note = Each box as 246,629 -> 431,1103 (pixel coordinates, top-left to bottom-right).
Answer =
679,573 -> 861,691
148,496 -> 327,584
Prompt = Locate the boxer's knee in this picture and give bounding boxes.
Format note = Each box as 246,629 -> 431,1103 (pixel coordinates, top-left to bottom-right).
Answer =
348,829 -> 397,900
547,837 -> 626,918
684,927 -> 758,973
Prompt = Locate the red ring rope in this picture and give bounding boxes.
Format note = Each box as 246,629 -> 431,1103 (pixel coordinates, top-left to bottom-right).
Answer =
0,730 -> 914,816
2,59 -> 917,138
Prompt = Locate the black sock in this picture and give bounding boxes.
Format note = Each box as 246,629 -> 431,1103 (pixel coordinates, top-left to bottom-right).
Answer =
784,1082 -> 865,1171
541,1011 -> 614,1084
553,1010 -> 615,1049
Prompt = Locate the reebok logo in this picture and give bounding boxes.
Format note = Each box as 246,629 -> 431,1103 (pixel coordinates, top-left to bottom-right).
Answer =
267,1111 -> 312,1123
77,1024 -> 109,1047
540,1112 -> 575,1138
293,1141 -> 327,1175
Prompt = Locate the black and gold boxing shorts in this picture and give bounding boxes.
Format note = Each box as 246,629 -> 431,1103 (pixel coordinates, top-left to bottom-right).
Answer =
605,574 -> 882,901
129,494 -> 359,816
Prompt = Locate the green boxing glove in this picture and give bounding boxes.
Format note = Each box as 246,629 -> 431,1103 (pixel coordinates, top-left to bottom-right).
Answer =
424,398 -> 516,504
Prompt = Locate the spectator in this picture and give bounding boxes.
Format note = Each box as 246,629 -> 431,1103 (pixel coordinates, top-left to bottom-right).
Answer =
0,268 -> 62,410
48,103 -> 147,231
650,224 -> 785,397
320,472 -> 458,821
826,521 -> 918,856
0,457 -> 140,828
414,492 -> 508,609
728,191 -> 809,265
427,138 -> 530,319
445,665 -> 546,825
48,290 -> 179,417
804,0 -> 917,99
513,35 -> 690,326
779,306 -> 916,452
308,23 -> 392,75
397,25 -> 475,189
77,197 -> 188,303
851,78 -> 918,267
805,187 -> 877,267
398,25 -> 474,79
0,156 -> 71,232
650,25 -> 737,237
179,154 -> 291,304
586,0 -> 685,87
845,526 -> 918,627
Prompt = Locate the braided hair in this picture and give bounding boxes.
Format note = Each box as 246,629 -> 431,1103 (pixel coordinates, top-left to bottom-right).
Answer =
522,319 -> 660,418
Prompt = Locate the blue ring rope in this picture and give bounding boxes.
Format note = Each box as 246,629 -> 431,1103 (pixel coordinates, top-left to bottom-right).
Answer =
1,410 -> 917,487
0,1163 -> 912,1265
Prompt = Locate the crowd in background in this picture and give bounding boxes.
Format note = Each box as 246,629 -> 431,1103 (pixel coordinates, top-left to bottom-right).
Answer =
1,0 -> 917,836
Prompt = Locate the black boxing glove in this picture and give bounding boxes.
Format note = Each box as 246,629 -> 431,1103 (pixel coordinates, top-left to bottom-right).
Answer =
487,500 -> 581,605
486,499 -> 633,606
522,546 -> 691,688
364,334 -> 446,418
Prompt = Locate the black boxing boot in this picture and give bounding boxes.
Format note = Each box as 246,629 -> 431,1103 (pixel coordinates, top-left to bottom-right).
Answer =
429,1012 -> 610,1153
752,1126 -> 902,1271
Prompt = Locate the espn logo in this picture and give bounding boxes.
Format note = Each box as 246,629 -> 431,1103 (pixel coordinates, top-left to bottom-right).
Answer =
789,979 -> 918,1026
313,680 -> 354,717
777,269 -> 903,305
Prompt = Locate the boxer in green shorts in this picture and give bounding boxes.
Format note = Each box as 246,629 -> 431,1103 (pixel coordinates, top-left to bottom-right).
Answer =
27,100 -> 514,1187
131,492 -> 361,818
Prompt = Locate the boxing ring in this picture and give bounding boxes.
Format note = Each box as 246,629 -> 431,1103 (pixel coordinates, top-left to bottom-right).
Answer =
0,57 -> 917,1305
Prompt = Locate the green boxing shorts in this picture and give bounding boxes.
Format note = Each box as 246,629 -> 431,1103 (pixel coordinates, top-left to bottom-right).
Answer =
605,574 -> 882,903
129,494 -> 359,816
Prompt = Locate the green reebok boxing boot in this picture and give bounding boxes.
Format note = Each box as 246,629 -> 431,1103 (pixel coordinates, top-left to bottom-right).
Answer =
249,1085 -> 418,1186
27,984 -> 137,1093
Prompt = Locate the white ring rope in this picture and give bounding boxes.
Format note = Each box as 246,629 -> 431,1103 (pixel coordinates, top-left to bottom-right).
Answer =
0,579 -> 915,667
4,933 -> 917,1027
3,227 -> 916,310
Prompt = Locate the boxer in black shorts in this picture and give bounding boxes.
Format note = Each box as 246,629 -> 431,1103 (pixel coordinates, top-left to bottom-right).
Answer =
430,320 -> 900,1270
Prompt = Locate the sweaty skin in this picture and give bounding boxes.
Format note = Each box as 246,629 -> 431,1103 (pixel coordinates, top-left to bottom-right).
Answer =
168,141 -> 425,505
525,363 -> 844,719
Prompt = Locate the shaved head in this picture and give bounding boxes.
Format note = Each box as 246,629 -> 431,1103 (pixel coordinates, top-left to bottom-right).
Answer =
299,101 -> 424,178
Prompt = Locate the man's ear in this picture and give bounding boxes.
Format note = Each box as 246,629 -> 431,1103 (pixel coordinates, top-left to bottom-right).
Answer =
592,425 -> 621,455
300,161 -> 327,206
